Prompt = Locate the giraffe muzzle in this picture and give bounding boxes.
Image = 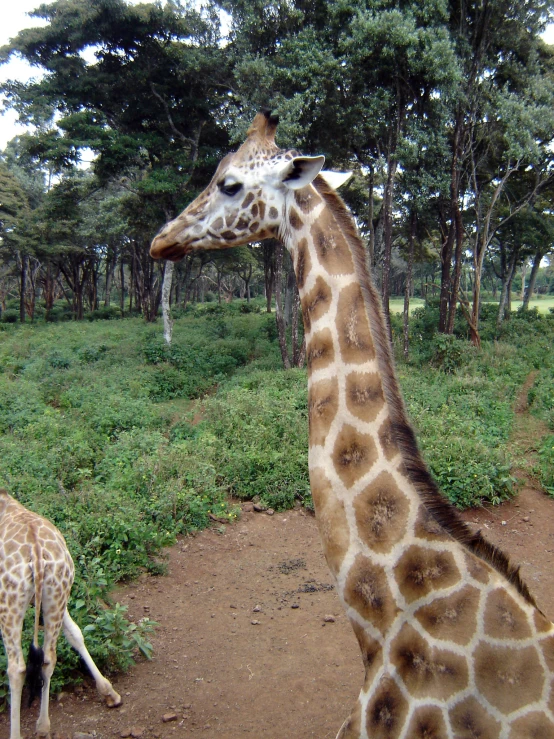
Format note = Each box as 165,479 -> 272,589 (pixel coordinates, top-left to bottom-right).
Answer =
150,234 -> 192,261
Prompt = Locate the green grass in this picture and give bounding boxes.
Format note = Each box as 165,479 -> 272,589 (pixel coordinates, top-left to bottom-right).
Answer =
389,297 -> 425,313
482,297 -> 554,314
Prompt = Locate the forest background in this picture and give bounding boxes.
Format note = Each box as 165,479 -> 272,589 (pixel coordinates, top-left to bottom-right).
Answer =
0,0 -> 553,707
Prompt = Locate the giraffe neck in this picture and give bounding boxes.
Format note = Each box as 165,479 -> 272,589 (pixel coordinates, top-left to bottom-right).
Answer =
280,178 -> 428,623
279,177 -> 534,607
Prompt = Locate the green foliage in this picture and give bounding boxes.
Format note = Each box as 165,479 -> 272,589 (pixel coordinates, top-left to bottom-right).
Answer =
399,340 -> 530,507
0,309 -> 18,323
528,368 -> 554,430
0,302 -> 552,704
538,436 -> 554,496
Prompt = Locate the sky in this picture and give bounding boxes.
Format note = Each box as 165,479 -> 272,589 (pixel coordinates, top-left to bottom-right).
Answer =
1,2 -> 554,151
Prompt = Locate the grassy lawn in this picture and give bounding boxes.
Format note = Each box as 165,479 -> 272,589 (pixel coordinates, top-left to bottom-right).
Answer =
389,297 -> 425,313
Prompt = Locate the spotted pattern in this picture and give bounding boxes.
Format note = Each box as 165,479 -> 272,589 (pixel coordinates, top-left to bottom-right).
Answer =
0,491 -> 120,739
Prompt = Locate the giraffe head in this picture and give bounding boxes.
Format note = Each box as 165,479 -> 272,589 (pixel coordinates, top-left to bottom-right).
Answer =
150,110 -> 326,261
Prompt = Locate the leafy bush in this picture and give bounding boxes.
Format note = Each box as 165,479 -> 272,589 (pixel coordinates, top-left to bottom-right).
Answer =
537,435 -> 554,496
0,309 -> 18,323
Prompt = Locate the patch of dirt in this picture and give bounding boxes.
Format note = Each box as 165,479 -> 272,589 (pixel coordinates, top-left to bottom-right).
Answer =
10,509 -> 362,739
6,372 -> 554,739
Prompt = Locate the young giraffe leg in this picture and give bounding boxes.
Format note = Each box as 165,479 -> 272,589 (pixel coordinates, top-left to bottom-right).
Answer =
4,629 -> 26,739
35,606 -> 64,736
62,609 -> 122,707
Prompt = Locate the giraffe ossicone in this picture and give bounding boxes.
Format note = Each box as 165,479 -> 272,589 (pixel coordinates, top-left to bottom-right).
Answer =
151,110 -> 554,739
0,490 -> 121,739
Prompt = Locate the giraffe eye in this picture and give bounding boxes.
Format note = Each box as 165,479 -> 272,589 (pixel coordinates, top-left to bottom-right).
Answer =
219,181 -> 243,197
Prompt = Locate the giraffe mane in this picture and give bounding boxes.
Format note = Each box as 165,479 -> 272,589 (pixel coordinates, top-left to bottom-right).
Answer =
311,175 -> 538,609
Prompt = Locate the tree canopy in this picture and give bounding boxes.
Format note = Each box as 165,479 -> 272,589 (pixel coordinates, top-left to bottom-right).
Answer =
1,0 -> 553,344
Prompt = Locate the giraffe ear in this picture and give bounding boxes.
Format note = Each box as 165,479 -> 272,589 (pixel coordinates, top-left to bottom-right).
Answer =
280,155 -> 325,190
319,171 -> 353,190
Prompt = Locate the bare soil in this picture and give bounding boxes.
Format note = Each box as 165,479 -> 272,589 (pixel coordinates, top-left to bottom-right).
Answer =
4,375 -> 554,739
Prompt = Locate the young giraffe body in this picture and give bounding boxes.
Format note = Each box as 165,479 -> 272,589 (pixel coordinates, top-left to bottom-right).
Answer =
0,490 -> 121,739
151,112 -> 554,739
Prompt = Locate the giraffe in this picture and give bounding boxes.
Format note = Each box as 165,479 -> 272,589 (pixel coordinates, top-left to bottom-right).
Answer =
150,111 -> 554,739
0,490 -> 121,739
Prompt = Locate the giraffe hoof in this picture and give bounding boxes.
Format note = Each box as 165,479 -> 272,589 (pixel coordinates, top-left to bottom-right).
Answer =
106,692 -> 122,708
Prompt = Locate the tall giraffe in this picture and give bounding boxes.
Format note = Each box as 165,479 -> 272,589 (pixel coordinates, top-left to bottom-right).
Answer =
151,111 -> 554,739
0,490 -> 121,739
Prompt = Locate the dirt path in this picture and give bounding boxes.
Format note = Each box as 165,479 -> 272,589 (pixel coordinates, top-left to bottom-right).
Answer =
5,375 -> 554,739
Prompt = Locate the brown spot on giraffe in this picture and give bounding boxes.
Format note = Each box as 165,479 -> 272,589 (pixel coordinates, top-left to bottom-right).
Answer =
343,554 -> 399,634
345,371 -> 385,422
508,713 -> 554,739
483,587 -> 533,639
249,221 -> 260,232
221,230 -> 237,240
414,585 -> 480,645
295,186 -> 322,213
394,544 -> 460,603
464,551 -> 492,584
377,417 -> 397,461
311,210 -> 355,275
251,203 -> 259,218
413,507 -> 451,542
302,275 -> 333,333
332,424 -> 378,488
351,620 -> 383,679
269,205 -> 279,220
540,635 -> 554,672
306,328 -> 335,373
365,677 -> 408,739
390,623 -> 469,700
406,705 -> 447,739
295,237 -> 311,291
308,378 -> 339,447
241,192 -> 255,208
289,207 -> 303,230
212,217 -> 224,231
225,210 -> 238,227
534,610 -> 553,633
353,471 -> 410,554
449,696 -> 501,738
310,468 -> 350,574
336,283 -> 375,363
474,642 -> 544,713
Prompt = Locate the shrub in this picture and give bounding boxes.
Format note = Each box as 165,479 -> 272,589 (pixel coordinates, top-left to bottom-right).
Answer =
538,435 -> 554,496
0,309 -> 19,323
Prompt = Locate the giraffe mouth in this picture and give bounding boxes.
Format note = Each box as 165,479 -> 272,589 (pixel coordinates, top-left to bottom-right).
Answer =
150,235 -> 192,261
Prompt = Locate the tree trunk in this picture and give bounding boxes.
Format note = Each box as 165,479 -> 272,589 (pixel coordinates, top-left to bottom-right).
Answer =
522,249 -> 542,310
274,241 -> 291,369
262,242 -> 275,312
520,261 -> 528,302
284,260 -> 295,327
380,156 -> 398,340
367,164 -> 375,271
162,260 -> 174,344
403,211 -> 416,359
446,202 -> 464,334
120,259 -> 125,316
19,253 -> 27,323
496,249 -> 519,330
